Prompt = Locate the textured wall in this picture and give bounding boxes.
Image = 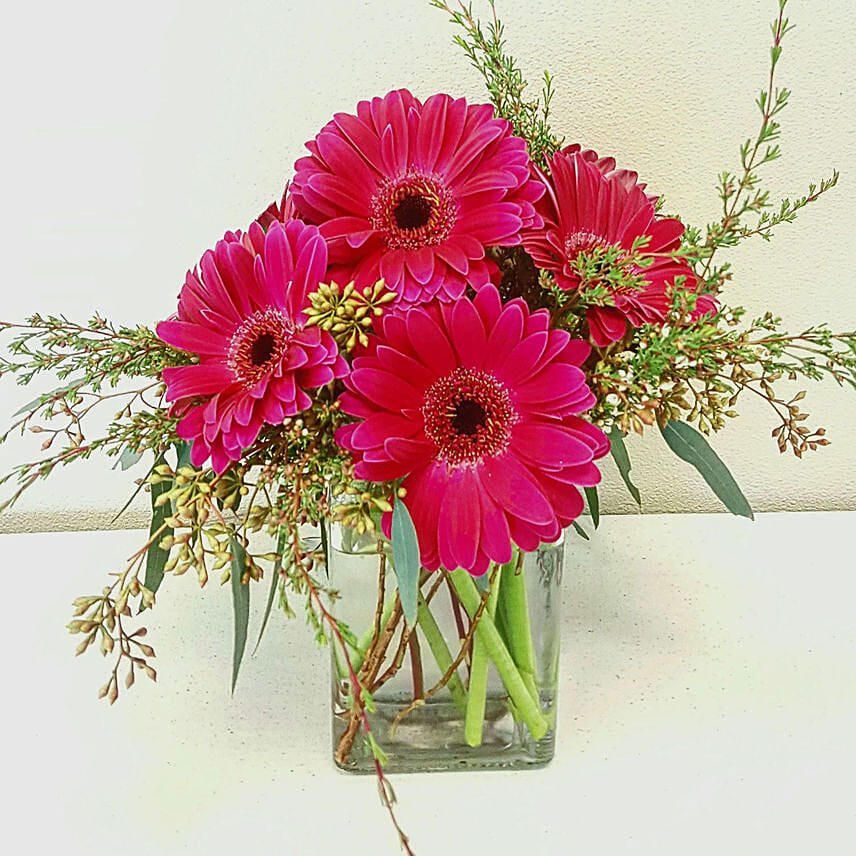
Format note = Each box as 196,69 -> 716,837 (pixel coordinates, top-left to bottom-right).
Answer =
1,0 -> 854,531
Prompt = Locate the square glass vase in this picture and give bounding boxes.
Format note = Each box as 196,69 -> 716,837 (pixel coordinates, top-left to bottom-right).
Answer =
328,521 -> 563,774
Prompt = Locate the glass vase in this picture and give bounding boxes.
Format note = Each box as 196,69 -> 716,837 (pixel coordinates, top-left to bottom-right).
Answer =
328,520 -> 563,774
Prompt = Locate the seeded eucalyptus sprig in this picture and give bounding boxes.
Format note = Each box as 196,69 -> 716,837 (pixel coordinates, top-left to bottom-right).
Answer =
304,279 -> 396,351
590,288 -> 856,455
0,314 -> 187,511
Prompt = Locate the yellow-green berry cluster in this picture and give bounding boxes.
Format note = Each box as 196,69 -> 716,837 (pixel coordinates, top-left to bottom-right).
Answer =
304,279 -> 396,351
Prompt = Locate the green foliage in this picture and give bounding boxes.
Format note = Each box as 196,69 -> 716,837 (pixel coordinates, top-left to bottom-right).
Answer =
141,453 -> 173,608
253,527 -> 287,655
607,427 -> 642,507
570,520 -> 589,540
584,486 -> 600,529
659,420 -> 754,520
391,497 -> 421,627
681,0 -> 837,292
0,315 -> 182,513
229,537 -> 251,693
431,1 -> 562,166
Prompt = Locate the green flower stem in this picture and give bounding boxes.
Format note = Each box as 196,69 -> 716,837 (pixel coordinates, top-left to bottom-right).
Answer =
449,569 -> 548,741
498,554 -> 539,704
416,593 -> 468,714
352,597 -> 395,675
464,563 -> 504,747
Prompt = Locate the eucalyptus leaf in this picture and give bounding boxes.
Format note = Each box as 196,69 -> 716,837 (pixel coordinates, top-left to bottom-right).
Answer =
253,528 -> 286,655
12,379 -> 84,417
584,485 -> 600,529
111,456 -> 157,525
608,426 -> 642,507
229,537 -> 251,693
391,499 -> 420,627
659,420 -> 754,520
319,519 -> 330,579
114,446 -> 144,471
571,520 -> 590,541
174,441 -> 193,471
141,453 -> 171,609
473,572 -> 491,594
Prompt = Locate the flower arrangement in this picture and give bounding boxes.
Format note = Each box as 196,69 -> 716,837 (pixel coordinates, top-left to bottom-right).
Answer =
1,1 -> 852,852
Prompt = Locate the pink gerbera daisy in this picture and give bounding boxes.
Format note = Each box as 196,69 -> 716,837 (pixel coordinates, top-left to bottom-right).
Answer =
157,220 -> 347,472
523,145 -> 717,347
335,285 -> 608,575
290,89 -> 544,305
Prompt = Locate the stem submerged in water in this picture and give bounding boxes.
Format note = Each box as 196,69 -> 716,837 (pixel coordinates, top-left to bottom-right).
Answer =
415,592 -> 469,713
464,562 -> 504,746
497,551 -> 539,705
449,568 -> 548,741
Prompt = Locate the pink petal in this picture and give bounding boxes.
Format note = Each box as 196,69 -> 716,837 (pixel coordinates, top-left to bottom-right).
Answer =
476,481 -> 513,565
405,310 -> 457,376
296,364 -> 335,388
480,454 -> 554,526
405,247 -> 435,284
156,320 -> 230,356
514,364 -> 587,405
512,422 -> 595,468
351,368 -> 423,410
162,364 -> 235,402
351,413 -> 420,449
438,469 -> 481,571
447,298 -> 487,369
383,436 -> 436,467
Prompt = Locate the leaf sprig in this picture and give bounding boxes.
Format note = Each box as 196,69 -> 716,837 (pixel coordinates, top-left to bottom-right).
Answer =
682,0 -> 838,291
431,0 -> 562,166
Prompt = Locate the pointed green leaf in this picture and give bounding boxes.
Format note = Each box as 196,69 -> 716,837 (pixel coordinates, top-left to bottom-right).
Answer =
174,441 -> 193,471
112,456 -> 157,525
229,537 -> 251,693
319,518 -> 330,579
473,571 -> 491,594
391,498 -> 420,627
253,528 -> 286,655
141,454 -> 171,609
584,486 -> 600,529
115,446 -> 144,471
13,379 -> 84,417
571,520 -> 590,540
608,426 -> 642,507
659,420 -> 754,520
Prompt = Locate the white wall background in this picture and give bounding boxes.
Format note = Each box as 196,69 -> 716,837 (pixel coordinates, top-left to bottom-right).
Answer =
0,0 -> 854,531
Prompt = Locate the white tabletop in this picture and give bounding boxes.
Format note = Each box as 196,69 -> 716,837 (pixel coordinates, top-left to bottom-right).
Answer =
2,512 -> 854,855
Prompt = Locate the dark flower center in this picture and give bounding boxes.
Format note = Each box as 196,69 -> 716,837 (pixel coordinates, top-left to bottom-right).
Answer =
393,195 -> 433,231
451,399 -> 486,436
371,170 -> 457,250
250,333 -> 277,367
228,307 -> 295,388
422,367 -> 517,466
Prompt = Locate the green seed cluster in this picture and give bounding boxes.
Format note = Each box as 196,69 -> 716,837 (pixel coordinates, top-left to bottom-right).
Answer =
304,279 -> 396,351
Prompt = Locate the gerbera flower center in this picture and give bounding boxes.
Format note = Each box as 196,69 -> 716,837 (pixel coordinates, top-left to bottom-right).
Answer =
451,399 -> 487,435
228,307 -> 294,387
422,367 -> 517,466
250,333 -> 277,367
371,170 -> 457,250
393,195 -> 433,231
564,230 -> 608,258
